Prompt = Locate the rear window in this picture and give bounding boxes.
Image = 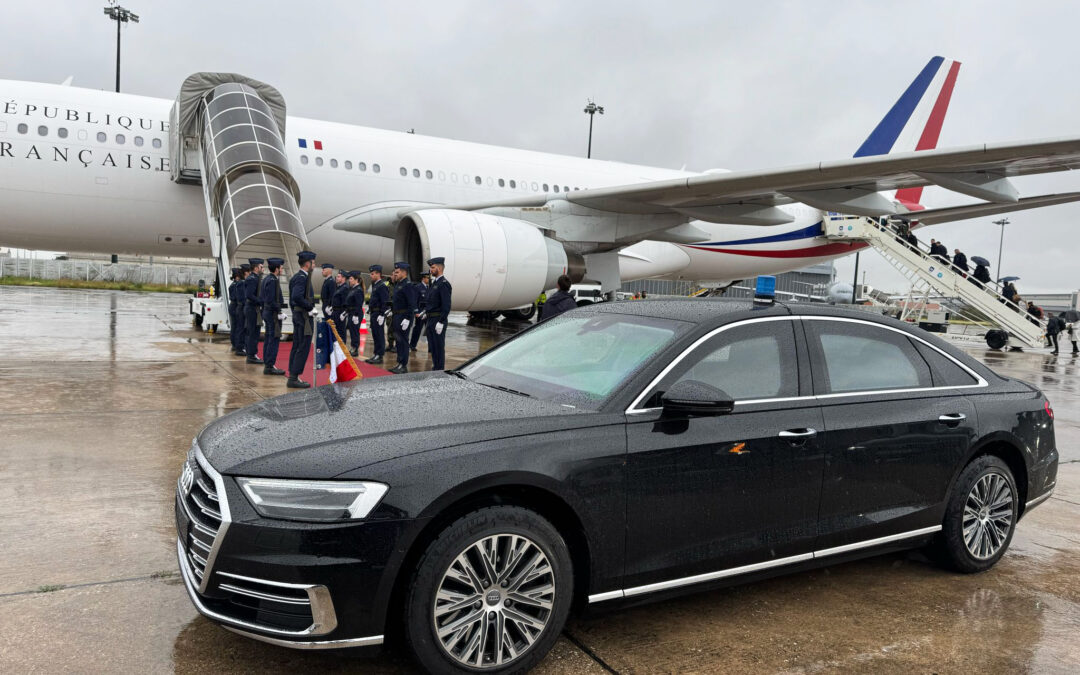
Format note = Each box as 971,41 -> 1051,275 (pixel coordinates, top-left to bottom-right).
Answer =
911,340 -> 978,387
808,320 -> 932,394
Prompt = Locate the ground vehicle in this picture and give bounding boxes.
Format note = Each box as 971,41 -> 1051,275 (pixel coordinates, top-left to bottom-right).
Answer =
176,299 -> 1057,673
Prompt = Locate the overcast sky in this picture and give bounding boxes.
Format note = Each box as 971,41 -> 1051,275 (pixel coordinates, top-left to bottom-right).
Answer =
3,1 -> 1078,293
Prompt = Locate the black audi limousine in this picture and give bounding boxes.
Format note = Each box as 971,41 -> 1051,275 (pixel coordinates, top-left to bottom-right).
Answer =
176,298 -> 1057,673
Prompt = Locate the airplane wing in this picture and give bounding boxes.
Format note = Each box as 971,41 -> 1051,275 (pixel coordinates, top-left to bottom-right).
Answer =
437,136 -> 1080,227
908,191 -> 1080,225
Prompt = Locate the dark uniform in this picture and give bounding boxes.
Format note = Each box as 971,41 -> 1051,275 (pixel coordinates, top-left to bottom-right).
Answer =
227,269 -> 241,352
320,264 -> 336,319
287,251 -> 318,387
365,266 -> 390,363
390,262 -> 419,372
425,257 -> 452,371
232,264 -> 250,355
331,277 -> 350,343
410,278 -> 429,350
260,259 -> 286,375
243,258 -> 264,362
345,274 -> 365,356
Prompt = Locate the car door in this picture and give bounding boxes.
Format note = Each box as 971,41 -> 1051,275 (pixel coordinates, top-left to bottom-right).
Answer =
622,317 -> 825,593
803,317 -> 980,552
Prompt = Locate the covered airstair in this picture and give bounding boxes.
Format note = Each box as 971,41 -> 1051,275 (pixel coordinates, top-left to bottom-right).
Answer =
170,73 -> 308,333
824,215 -> 1045,349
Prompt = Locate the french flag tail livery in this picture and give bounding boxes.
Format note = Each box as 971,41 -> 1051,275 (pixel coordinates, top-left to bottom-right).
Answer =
854,56 -> 961,209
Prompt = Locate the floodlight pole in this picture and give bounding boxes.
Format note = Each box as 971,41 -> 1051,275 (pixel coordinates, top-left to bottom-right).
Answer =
992,218 -> 1009,287
851,252 -> 860,304
103,4 -> 139,93
584,100 -> 604,158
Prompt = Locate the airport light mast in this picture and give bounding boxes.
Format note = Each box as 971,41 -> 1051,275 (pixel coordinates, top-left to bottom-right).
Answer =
992,217 -> 1009,287
584,100 -> 604,158
103,2 -> 139,93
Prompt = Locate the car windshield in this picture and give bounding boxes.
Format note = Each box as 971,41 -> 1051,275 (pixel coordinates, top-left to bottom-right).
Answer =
459,312 -> 688,409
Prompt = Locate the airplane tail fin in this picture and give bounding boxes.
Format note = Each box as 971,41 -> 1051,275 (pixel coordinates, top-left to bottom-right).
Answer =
854,56 -> 961,210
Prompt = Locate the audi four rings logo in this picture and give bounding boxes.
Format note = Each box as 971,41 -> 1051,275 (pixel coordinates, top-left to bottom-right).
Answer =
180,463 -> 194,496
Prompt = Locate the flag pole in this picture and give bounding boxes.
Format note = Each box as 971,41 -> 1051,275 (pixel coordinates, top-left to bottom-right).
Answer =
327,319 -> 363,379
311,314 -> 318,387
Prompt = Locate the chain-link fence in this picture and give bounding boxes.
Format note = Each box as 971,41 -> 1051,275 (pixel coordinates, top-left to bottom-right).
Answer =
0,257 -> 216,287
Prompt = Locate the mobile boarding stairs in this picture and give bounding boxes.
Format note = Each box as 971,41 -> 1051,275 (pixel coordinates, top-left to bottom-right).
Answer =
824,215 -> 1045,350
170,73 -> 310,335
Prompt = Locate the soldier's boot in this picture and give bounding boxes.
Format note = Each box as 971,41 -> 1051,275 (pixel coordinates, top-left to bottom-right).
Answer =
389,363 -> 408,374
365,355 -> 383,364
246,356 -> 264,365
286,377 -> 311,389
264,366 -> 285,375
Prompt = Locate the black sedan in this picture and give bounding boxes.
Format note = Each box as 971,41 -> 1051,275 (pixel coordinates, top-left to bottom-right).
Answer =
176,299 -> 1058,673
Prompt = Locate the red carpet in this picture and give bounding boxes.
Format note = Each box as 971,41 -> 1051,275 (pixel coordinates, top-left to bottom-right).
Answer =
257,334 -> 391,384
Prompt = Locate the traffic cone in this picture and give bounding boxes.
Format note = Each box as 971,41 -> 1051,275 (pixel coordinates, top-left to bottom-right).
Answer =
360,317 -> 368,334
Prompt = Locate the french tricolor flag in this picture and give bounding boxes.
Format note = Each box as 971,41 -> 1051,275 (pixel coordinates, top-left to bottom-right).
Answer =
298,138 -> 323,150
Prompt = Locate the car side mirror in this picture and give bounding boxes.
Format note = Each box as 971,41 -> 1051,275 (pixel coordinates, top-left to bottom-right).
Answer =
660,380 -> 735,417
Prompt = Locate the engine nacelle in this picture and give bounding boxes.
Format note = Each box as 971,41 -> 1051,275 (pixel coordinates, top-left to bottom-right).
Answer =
396,209 -> 585,311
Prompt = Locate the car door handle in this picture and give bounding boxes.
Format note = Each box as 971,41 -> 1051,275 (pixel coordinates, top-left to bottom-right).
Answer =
779,428 -> 817,439
938,413 -> 967,424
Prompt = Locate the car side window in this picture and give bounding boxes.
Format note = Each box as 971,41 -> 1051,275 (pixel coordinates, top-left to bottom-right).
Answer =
645,321 -> 799,406
808,321 -> 932,394
911,340 -> 978,387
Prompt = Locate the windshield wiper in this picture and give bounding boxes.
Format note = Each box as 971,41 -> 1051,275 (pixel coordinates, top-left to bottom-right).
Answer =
478,382 -> 533,398
447,369 -> 468,380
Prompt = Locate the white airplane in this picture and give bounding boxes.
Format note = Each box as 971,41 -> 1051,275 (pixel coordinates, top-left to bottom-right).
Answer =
1,55 -> 1079,315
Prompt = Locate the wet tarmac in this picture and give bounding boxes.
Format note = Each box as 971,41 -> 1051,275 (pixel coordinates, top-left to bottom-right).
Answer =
1,285 -> 1078,673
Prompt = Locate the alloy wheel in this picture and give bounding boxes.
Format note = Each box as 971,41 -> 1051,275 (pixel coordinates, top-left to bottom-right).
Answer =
962,471 -> 1014,560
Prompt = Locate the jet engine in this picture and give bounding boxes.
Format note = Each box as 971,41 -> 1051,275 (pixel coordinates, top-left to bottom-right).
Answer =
395,210 -> 585,311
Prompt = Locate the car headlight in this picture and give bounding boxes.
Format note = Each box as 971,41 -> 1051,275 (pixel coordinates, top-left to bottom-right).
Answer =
237,478 -> 389,522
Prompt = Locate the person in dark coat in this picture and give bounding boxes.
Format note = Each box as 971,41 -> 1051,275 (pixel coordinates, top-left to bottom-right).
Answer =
345,271 -> 365,357
388,262 -> 419,374
1001,281 -> 1017,303
952,249 -> 968,273
287,251 -> 318,388
243,258 -> 265,364
227,268 -> 241,353
330,270 -> 349,342
541,275 -> 577,320
1047,313 -> 1064,354
971,263 -> 991,288
232,264 -> 250,355
259,258 -> 286,376
425,257 -> 452,371
410,273 -> 430,352
319,263 -> 336,319
365,265 -> 390,364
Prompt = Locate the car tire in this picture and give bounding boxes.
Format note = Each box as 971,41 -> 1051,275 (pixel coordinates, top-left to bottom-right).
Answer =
938,455 -> 1018,573
404,506 -> 573,674
499,305 -> 536,322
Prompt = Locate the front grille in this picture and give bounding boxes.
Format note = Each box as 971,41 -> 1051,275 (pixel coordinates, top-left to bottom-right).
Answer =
177,445 -> 224,586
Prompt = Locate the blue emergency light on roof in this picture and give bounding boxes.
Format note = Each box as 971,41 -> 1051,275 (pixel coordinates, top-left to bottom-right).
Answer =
753,275 -> 776,306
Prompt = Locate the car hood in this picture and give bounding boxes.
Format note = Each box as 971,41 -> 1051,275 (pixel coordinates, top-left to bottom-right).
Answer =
197,372 -> 594,478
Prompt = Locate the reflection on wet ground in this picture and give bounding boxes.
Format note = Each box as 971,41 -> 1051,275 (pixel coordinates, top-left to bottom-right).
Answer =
0,287 -> 1077,673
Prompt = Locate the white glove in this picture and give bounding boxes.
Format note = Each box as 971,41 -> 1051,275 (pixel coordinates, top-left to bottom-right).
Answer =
376,315 -> 384,326
435,322 -> 444,335
308,308 -> 319,318
401,319 -> 410,330
324,306 -> 332,316
278,311 -> 287,321
352,315 -> 359,325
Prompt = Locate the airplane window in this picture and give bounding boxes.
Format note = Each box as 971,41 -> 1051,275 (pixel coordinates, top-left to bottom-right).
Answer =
116,134 -> 125,144
439,171 -> 446,181
400,167 -> 407,176
451,173 -> 458,182
486,177 -> 494,186
498,178 -> 505,187
475,176 -> 482,185
36,125 -> 47,136
509,180 -> 516,188
96,131 -> 106,142
77,130 -> 87,141
543,183 -> 549,192
358,162 -> 367,171
152,138 -> 162,148
315,157 -> 324,167
16,123 -> 27,134
554,185 -> 560,193
564,186 -> 570,192
344,160 -> 352,170
531,182 -> 538,191
413,168 -> 420,178
373,164 -> 381,173
300,155 -> 309,165
58,128 -> 69,139
464,174 -> 470,183
426,170 -> 433,179
134,136 -> 144,147
330,158 -> 338,168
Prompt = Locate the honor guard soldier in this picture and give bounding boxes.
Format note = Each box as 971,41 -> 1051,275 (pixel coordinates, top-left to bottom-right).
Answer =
330,269 -> 349,337
345,271 -> 365,357
426,257 -> 452,371
389,261 -> 419,373
227,267 -> 241,353
260,258 -> 287,376
232,263 -> 251,355
320,263 -> 336,319
243,258 -> 265,364
365,264 -> 390,365
287,250 -> 319,388
410,273 -> 430,352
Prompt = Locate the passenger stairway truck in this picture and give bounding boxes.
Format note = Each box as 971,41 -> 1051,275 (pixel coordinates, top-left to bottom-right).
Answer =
170,73 -> 310,335
824,214 -> 1045,350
